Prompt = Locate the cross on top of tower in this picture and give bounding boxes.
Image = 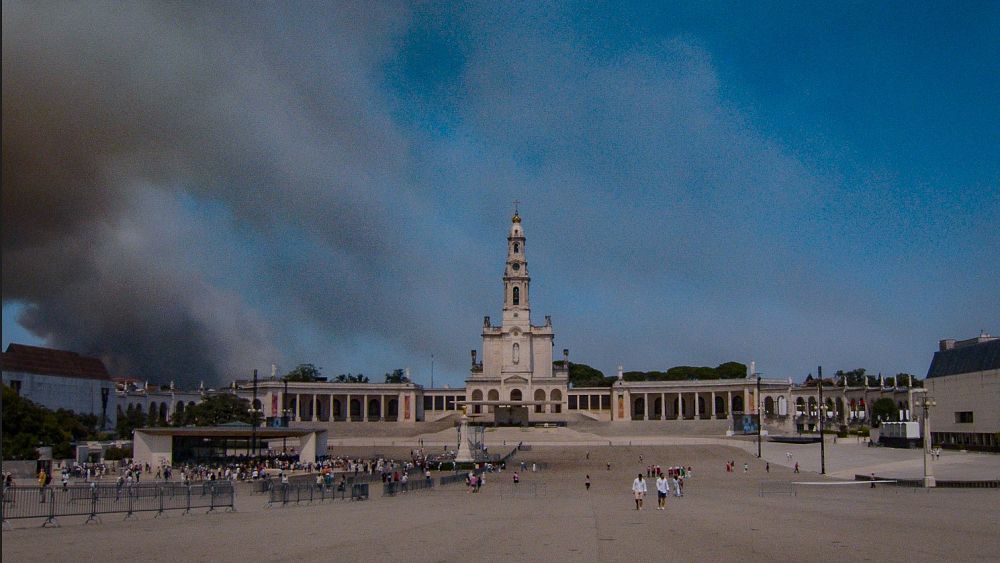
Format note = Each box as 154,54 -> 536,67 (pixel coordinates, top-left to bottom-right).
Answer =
512,200 -> 521,223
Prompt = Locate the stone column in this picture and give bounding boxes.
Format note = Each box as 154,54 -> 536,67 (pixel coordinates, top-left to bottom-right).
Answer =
381,395 -> 386,422
346,393 -> 351,421
694,391 -> 701,419
661,393 -> 666,420
329,394 -> 335,422
711,391 -> 717,419
743,388 -> 750,414
295,394 -> 302,422
363,394 -> 369,422
313,394 -> 319,422
727,391 -> 732,416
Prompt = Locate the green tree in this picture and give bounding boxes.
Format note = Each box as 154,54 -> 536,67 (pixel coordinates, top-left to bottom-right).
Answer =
284,363 -> 323,382
384,369 -> 407,383
334,373 -> 368,383
2,384 -> 102,459
117,404 -> 148,438
557,362 -> 614,387
835,368 -> 868,386
870,397 -> 899,427
172,393 -> 252,426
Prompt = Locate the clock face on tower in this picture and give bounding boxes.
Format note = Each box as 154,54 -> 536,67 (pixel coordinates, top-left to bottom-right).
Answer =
512,263 -> 520,271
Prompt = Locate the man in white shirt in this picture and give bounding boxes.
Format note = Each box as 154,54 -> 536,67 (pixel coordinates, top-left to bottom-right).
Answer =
655,474 -> 669,510
632,473 -> 647,510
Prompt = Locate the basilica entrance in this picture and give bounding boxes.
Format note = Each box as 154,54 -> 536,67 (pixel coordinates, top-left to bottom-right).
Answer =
494,405 -> 530,426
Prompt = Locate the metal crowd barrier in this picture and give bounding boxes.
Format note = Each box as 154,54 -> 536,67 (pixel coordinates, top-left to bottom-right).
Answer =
382,478 -> 434,496
264,482 -> 369,508
438,473 -> 468,486
1,483 -> 235,528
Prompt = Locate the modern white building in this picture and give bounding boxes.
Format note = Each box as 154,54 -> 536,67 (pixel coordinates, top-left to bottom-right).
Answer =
1,343 -> 117,429
923,334 -> 1000,451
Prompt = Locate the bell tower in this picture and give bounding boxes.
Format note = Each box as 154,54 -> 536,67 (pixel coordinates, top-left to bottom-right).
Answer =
502,207 -> 530,328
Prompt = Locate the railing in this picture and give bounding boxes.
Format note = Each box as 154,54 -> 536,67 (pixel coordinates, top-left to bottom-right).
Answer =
1,483 -> 235,527
497,482 -> 545,498
758,481 -> 796,497
438,473 -> 468,486
382,477 -> 434,496
264,482 -> 369,507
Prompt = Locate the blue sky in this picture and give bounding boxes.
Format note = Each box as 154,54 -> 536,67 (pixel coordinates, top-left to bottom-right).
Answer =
3,2 -> 998,387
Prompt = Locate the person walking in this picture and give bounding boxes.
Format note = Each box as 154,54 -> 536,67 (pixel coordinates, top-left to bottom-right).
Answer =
655,474 -> 668,510
585,475 -> 591,491
632,473 -> 647,510
513,472 -> 520,485
743,462 -> 748,473
765,462 -> 770,473
870,473 -> 877,489
794,462 -> 799,474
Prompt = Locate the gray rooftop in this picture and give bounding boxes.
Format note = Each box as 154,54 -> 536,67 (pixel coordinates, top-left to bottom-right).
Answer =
926,338 -> 1000,378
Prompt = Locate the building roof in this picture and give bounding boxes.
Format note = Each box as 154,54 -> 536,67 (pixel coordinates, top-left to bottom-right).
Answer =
926,338 -> 1000,379
1,343 -> 112,381
135,426 -> 318,438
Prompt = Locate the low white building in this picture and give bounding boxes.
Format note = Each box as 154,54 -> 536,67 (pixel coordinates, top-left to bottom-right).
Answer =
1,343 -> 117,430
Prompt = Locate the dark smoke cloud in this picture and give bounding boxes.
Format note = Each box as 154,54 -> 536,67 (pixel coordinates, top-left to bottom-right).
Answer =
2,2 -> 429,385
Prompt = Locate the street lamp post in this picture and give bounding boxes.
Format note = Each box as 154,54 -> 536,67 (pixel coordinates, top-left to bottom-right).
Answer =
248,369 -> 262,458
818,366 -> 826,475
917,392 -> 937,488
756,373 -> 762,458
281,378 -> 291,454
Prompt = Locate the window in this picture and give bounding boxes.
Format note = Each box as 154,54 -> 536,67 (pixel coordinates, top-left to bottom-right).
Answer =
513,243 -> 519,253
955,411 -> 974,424
513,286 -> 520,305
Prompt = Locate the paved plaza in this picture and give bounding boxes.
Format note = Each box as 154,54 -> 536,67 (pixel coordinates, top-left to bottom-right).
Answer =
3,437 -> 999,562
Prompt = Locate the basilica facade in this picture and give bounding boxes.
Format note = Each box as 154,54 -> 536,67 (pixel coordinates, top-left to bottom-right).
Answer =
464,211 -> 569,422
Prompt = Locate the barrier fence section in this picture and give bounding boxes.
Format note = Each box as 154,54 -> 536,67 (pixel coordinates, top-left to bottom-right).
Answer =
382,477 -> 434,496
498,482 -> 544,499
265,483 -> 369,508
1,483 -> 235,528
438,473 -> 468,487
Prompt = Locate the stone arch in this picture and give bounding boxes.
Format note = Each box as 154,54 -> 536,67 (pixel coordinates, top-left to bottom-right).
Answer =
731,395 -> 744,413
333,398 -> 342,419
698,396 -> 706,417
513,343 -> 520,364
148,402 -> 158,421
534,389 -> 546,413
471,389 -> 484,414
550,389 -> 562,413
633,396 -> 645,419
510,388 -> 523,402
350,398 -> 362,419
777,396 -> 787,416
367,398 -> 381,420
159,402 -> 168,423
796,397 -> 805,413
487,388 -> 500,413
387,398 -> 399,420
653,396 -> 663,418
808,397 -> 817,415
512,286 -> 520,305
176,401 -> 185,416
764,396 -> 775,415
715,395 -> 726,417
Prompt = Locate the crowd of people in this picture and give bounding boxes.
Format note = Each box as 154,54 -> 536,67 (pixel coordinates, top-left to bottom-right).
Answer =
630,457 -> 690,510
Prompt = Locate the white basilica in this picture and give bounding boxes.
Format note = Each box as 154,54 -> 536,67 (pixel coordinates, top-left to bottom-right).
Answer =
464,210 -> 569,423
